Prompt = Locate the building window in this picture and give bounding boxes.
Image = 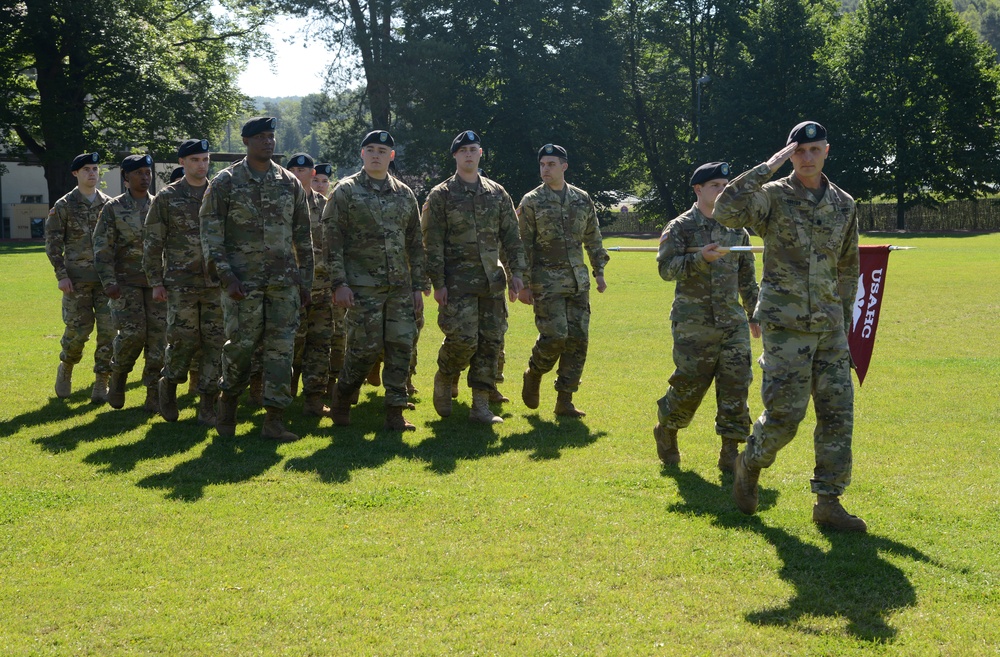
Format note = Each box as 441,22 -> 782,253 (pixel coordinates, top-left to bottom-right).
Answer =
21,195 -> 43,204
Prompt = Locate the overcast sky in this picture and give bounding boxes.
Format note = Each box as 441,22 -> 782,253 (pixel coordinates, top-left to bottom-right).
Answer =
238,15 -> 334,98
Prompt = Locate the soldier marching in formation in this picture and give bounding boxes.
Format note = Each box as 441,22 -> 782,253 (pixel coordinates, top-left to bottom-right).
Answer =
421,130 -> 526,424
653,161 -> 760,472
93,154 -> 166,412
40,117 -> 869,532
46,152 -> 114,403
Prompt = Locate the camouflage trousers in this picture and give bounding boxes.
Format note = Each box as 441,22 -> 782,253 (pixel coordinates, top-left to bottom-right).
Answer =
162,286 -> 224,394
329,305 -> 347,382
528,290 -> 590,393
109,285 -> 166,385
745,325 -> 854,496
336,286 -> 417,408
293,287 -> 333,395
657,321 -> 752,441
436,291 -> 506,391
220,285 -> 300,409
60,281 -> 114,374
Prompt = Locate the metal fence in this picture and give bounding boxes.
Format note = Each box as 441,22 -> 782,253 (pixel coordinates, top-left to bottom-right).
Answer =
602,199 -> 1000,234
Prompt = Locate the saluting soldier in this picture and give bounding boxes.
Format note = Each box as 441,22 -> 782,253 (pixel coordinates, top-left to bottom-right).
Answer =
325,130 -> 426,430
517,144 -> 609,418
45,152 -> 114,403
653,162 -> 760,471
421,130 -> 526,424
286,153 -> 335,417
712,121 -> 866,532
143,138 -> 223,426
200,116 -> 314,442
93,154 -> 165,412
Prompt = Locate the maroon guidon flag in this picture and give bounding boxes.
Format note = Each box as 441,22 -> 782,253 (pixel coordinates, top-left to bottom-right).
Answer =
849,245 -> 893,385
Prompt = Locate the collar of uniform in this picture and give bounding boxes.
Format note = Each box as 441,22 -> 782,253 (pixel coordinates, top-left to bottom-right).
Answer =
689,202 -> 714,226
539,182 -> 573,202
448,173 -> 482,195
787,171 -> 831,205
118,190 -> 153,207
362,169 -> 396,192
237,157 -> 279,181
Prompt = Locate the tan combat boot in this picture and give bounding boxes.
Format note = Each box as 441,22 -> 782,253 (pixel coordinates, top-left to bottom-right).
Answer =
143,383 -> 159,413
158,377 -> 179,422
216,392 -> 240,437
91,372 -> 109,405
248,372 -> 264,406
718,438 -> 740,473
55,362 -> 73,398
329,385 -> 352,426
521,366 -> 542,409
653,423 -> 680,465
469,388 -> 503,424
489,388 -> 509,404
554,391 -> 585,418
813,494 -> 868,532
384,405 -> 416,431
303,393 -> 331,417
732,450 -> 761,515
107,371 -> 128,409
262,406 -> 299,442
405,374 -> 418,397
433,370 -> 453,417
198,393 -> 219,427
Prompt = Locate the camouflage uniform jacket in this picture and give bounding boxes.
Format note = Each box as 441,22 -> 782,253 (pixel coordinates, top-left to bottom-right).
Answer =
657,203 -> 759,328
308,189 -> 332,290
712,164 -> 859,333
421,174 -> 525,295
45,187 -> 112,284
199,158 -> 314,292
143,179 -> 217,288
324,170 -> 426,291
517,183 -> 609,295
93,191 -> 154,288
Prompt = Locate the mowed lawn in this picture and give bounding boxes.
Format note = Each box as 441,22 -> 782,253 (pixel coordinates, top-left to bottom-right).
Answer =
1,233 -> 998,656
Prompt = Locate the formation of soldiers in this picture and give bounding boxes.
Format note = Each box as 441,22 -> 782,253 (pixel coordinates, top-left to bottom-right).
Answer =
45,118 -> 866,532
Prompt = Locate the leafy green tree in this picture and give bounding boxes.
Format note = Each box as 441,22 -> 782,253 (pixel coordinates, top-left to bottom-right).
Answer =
828,0 -> 1000,227
388,0 -> 627,201
700,0 -> 841,174
280,0 -> 397,130
0,0 -> 269,205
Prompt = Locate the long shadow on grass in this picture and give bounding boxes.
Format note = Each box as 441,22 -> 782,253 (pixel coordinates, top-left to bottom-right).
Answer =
32,401 -> 153,453
413,412 -> 605,475
136,419 -> 282,501
1,393 -> 97,440
284,407 -> 605,481
82,419 -> 212,474
665,468 -> 935,643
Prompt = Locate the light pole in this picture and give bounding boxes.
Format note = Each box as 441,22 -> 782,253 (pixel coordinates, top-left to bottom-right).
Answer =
696,74 -> 711,143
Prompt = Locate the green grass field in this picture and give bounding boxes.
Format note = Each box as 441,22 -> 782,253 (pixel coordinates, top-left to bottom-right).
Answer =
2,234 -> 998,656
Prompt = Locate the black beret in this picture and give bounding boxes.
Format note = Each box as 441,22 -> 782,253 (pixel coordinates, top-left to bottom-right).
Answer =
71,152 -> 100,171
451,130 -> 481,153
169,167 -> 185,183
538,143 -> 568,161
786,121 -> 827,146
287,153 -> 315,168
121,154 -> 153,174
314,163 -> 333,177
178,138 -> 209,158
361,130 -> 394,148
241,116 -> 277,138
690,161 -> 730,186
